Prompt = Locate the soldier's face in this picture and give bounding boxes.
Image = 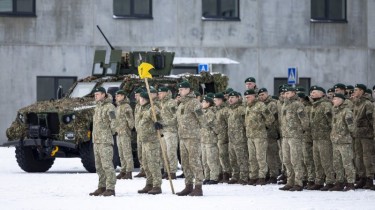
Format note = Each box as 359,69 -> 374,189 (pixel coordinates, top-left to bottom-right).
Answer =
115,94 -> 125,102
284,91 -> 295,99
179,88 -> 190,97
202,101 -> 210,108
353,88 -> 364,98
214,98 -> 223,106
139,97 -> 148,105
228,96 -> 239,105
94,92 -> 105,102
158,92 -> 167,100
332,97 -> 344,107
327,92 -> 334,99
258,92 -> 268,101
310,90 -> 324,99
245,94 -> 255,104
245,82 -> 256,90
335,88 -> 345,94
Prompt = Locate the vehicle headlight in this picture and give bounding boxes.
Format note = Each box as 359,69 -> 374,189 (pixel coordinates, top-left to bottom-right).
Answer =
62,114 -> 75,124
64,132 -> 75,140
18,113 -> 25,123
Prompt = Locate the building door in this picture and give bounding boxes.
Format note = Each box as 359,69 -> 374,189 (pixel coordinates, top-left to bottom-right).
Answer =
274,77 -> 311,96
37,76 -> 77,101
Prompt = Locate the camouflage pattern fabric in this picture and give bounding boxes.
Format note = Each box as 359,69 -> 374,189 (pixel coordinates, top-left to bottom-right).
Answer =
301,100 -> 315,182
201,106 -> 220,181
134,102 -> 143,171
353,96 -> 375,178
215,104 -> 231,174
176,91 -> 204,185
116,98 -> 135,173
276,99 -> 285,173
161,132 -> 179,173
227,102 -> 248,181
94,143 -> 116,190
310,97 -> 334,185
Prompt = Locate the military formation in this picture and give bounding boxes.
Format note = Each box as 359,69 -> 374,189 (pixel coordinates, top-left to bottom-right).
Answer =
89,77 -> 375,196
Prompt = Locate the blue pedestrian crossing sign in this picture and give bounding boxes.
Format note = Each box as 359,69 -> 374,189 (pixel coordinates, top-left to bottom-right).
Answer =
287,68 -> 298,85
198,63 -> 209,73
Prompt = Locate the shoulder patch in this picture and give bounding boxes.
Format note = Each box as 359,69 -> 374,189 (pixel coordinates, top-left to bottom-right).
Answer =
195,109 -> 203,116
109,111 -> 116,119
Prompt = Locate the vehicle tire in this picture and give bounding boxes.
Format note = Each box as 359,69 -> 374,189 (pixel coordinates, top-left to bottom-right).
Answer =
79,141 -> 96,173
15,146 -> 55,173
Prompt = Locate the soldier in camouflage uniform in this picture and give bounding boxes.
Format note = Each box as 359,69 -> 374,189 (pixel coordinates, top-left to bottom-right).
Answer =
158,86 -> 178,179
227,91 -> 249,185
276,86 -> 287,184
89,87 -> 117,197
329,93 -> 356,191
201,96 -> 221,184
327,88 -> 334,101
137,92 -> 163,195
258,88 -> 281,184
279,86 -> 309,191
244,89 -> 274,186
244,77 -> 258,92
307,86 -> 335,191
352,84 -> 375,189
334,83 -> 353,109
134,87 -> 146,178
115,90 -> 135,180
176,81 -> 205,196
213,93 -> 230,183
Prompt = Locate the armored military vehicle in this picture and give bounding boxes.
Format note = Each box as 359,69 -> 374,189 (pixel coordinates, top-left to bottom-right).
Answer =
4,28 -> 229,173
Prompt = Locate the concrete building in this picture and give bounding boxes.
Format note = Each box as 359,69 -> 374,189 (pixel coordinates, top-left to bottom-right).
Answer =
1,0 -> 375,143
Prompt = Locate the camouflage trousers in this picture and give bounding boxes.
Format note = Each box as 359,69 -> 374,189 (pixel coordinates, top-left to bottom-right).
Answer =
278,139 -> 285,173
93,143 -> 116,190
218,138 -> 230,174
117,135 -> 134,173
333,143 -> 356,184
229,142 -> 249,181
180,138 -> 205,185
282,138 -> 304,186
143,141 -> 162,187
313,140 -> 335,185
267,137 -> 281,178
201,143 -> 220,181
247,137 -> 268,179
137,135 -> 143,171
302,141 -> 315,182
354,138 -> 375,178
161,131 -> 178,173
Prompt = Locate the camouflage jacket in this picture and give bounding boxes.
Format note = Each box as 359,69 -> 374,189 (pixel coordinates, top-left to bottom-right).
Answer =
215,103 -> 229,141
134,102 -> 141,131
331,102 -> 354,144
138,103 -> 161,143
353,96 -> 374,138
280,95 -> 309,138
227,102 -> 246,144
276,99 -> 284,137
93,96 -> 116,144
200,106 -> 218,144
310,98 -> 332,140
263,96 -> 279,139
115,98 -> 134,137
176,91 -> 203,140
159,93 -> 178,132
245,99 -> 274,139
302,100 -> 312,142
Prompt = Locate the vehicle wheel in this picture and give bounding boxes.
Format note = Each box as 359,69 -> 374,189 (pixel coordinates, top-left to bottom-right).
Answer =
15,146 -> 55,172
79,141 -> 96,173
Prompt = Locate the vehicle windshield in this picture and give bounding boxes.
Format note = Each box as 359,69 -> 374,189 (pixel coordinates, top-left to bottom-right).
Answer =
100,82 -> 122,97
69,82 -> 97,98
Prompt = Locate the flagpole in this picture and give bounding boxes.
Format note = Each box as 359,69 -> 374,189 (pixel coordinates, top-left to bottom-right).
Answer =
143,77 -> 175,194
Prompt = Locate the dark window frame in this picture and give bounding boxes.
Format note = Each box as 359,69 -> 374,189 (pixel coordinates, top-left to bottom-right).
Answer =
202,0 -> 240,21
36,76 -> 77,101
0,0 -> 36,17
113,0 -> 153,19
310,0 -> 347,23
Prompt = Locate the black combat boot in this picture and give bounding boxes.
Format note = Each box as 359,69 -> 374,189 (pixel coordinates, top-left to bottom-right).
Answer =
189,185 -> 203,196
102,189 -> 115,196
238,179 -> 248,185
148,187 -> 162,195
248,179 -> 257,185
255,178 -> 266,186
305,181 -> 315,189
89,187 -> 106,196
138,184 -> 153,194
134,169 -> 146,178
320,184 -> 334,191
355,177 -> 366,189
344,183 -> 355,191
162,172 -> 168,179
203,179 -> 210,185
116,172 -> 126,179
363,177 -> 374,189
289,185 -> 303,191
165,173 -> 176,180
228,179 -> 238,184
123,172 -> 133,179
267,177 -> 277,184
279,185 -> 293,191
176,184 -> 194,196
222,172 -> 230,183
176,173 -> 185,178
217,173 -> 223,183
307,184 -> 324,190
329,183 -> 344,191
208,180 -> 219,185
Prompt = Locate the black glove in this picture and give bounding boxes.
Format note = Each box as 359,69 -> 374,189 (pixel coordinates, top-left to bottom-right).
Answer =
154,122 -> 163,130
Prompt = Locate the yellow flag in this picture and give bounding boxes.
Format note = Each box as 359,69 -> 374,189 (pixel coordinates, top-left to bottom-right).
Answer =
138,62 -> 154,79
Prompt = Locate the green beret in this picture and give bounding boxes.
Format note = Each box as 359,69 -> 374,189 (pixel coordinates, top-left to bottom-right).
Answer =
134,87 -> 143,94
203,96 -> 214,105
285,86 -> 296,92
272,95 -> 279,100
228,91 -> 240,97
158,87 -> 169,92
244,77 -> 256,83
346,85 -> 354,90
140,91 -> 149,99
334,83 -> 346,90
258,88 -> 268,94
327,88 -> 334,93
115,90 -> 126,95
149,87 -> 158,93
333,93 -> 346,100
214,93 -> 225,99
373,85 -> 375,91
194,90 -> 201,96
177,81 -> 190,88
206,92 -> 215,98
297,92 -> 306,98
224,88 -> 234,94
355,84 -> 367,91
310,86 -> 325,94
93,87 -> 106,94
244,89 -> 256,96
366,89 -> 372,94
295,86 -> 305,92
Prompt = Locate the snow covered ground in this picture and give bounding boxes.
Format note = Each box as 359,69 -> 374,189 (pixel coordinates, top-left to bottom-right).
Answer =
0,147 -> 374,210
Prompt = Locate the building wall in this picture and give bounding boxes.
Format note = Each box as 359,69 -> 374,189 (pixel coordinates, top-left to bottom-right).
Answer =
0,0 -> 374,143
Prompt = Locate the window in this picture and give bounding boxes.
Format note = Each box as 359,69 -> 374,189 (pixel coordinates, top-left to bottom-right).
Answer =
0,0 -> 35,17
202,0 -> 240,21
311,0 -> 347,23
37,77 -> 77,101
113,0 -> 152,19
274,78 -> 311,96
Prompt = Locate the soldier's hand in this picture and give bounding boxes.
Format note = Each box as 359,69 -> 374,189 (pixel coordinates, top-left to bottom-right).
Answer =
154,122 -> 163,130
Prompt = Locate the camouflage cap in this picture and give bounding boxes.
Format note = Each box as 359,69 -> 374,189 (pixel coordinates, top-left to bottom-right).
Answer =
333,93 -> 346,100
93,87 -> 106,94
258,88 -> 268,94
140,91 -> 149,99
346,85 -> 354,90
214,93 -> 225,99
334,83 -> 346,90
202,96 -> 214,105
194,90 -> 201,96
115,90 -> 126,95
244,89 -> 256,96
244,77 -> 256,83
158,87 -> 169,92
177,81 -> 190,88
355,84 -> 367,91
224,88 -> 234,94
228,91 -> 240,97
327,88 -> 335,93
134,87 -> 143,94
